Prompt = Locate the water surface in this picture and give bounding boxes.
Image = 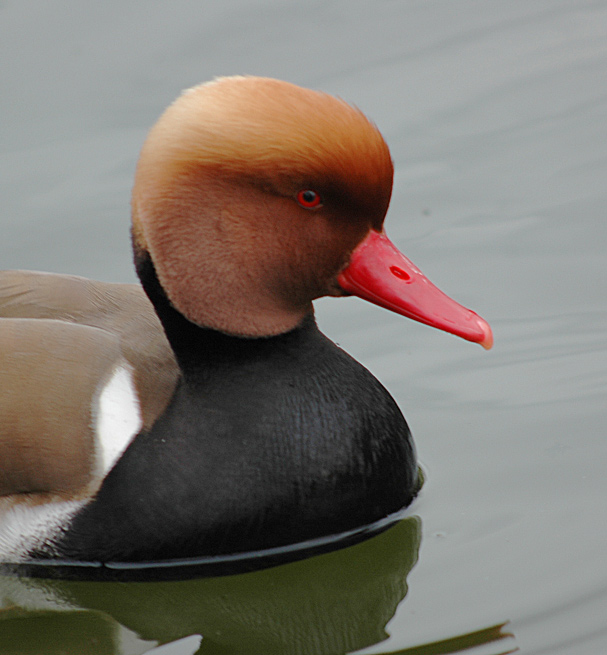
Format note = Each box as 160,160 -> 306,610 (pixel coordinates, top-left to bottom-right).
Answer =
1,1 -> 606,653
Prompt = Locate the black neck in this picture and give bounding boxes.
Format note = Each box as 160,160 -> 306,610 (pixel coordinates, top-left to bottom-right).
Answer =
133,245 -> 314,377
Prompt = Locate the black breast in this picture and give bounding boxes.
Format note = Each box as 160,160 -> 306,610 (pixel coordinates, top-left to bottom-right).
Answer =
56,256 -> 417,562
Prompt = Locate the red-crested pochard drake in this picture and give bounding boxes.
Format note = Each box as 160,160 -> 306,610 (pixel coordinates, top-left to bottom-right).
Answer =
0,76 -> 492,567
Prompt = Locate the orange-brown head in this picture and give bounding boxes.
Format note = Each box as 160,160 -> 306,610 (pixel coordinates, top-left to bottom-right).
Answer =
132,76 -> 393,337
132,76 -> 492,348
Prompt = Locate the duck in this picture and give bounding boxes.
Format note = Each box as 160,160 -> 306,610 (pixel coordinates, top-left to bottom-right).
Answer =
0,76 -> 492,565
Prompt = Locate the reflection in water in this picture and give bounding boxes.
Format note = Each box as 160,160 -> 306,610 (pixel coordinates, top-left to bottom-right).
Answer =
385,623 -> 517,655
0,517 -> 517,654
0,518 -> 420,655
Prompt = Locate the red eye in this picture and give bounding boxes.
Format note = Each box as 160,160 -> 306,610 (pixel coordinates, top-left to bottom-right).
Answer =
296,189 -> 322,209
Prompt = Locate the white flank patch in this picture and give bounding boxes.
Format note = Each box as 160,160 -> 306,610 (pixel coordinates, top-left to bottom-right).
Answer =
94,361 -> 142,477
0,362 -> 143,562
0,498 -> 86,562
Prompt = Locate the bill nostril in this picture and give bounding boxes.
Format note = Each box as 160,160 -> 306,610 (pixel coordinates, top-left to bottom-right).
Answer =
390,266 -> 411,281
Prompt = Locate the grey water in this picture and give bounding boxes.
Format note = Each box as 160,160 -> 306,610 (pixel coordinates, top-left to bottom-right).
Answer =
1,1 -> 606,653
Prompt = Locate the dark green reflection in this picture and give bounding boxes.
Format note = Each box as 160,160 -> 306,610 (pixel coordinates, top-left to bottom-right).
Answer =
385,623 -> 516,655
0,517 -> 420,655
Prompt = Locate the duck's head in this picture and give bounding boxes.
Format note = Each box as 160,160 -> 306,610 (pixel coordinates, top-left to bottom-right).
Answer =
132,76 -> 492,347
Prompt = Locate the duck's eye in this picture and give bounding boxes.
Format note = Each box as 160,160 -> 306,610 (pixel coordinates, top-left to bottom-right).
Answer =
296,189 -> 322,209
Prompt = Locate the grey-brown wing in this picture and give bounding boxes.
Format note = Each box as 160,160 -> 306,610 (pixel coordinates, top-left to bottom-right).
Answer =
0,318 -> 124,496
0,270 -> 179,429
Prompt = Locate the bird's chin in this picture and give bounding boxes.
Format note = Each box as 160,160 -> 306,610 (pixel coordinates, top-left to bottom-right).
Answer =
325,278 -> 351,298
